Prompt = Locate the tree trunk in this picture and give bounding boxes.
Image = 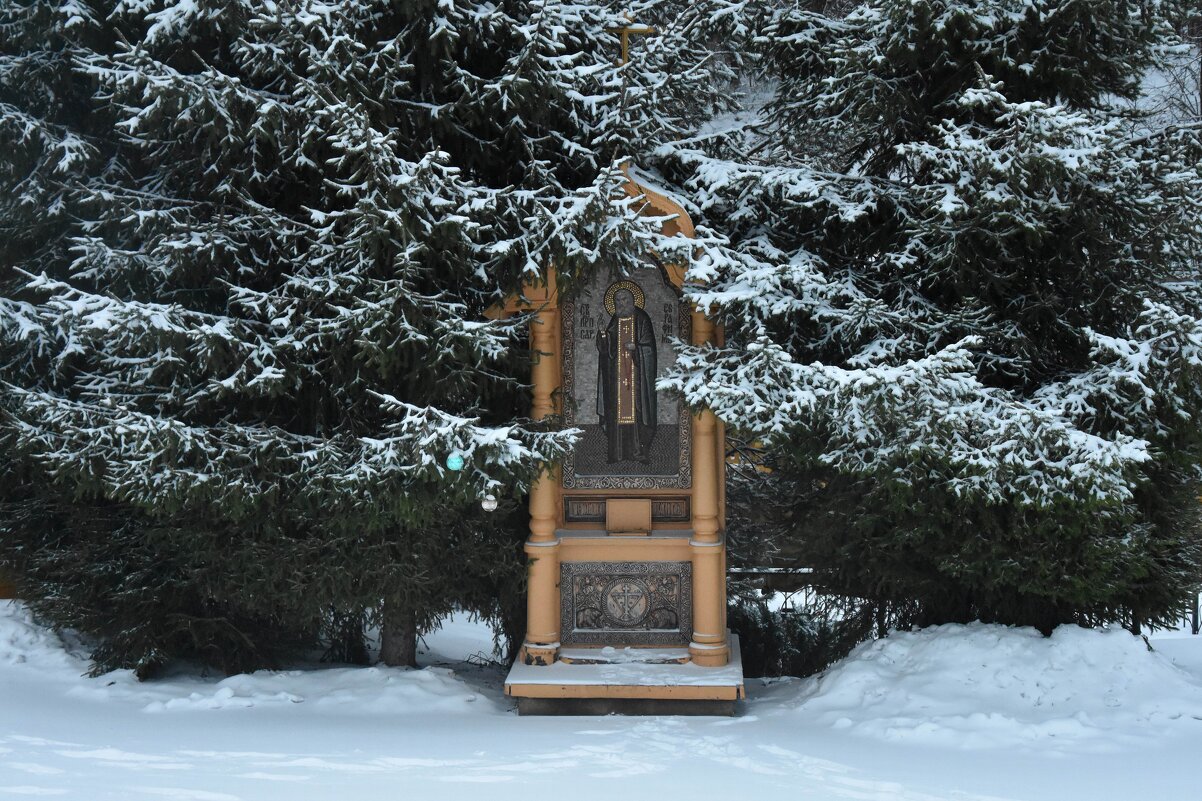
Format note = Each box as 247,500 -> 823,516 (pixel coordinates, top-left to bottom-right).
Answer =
1128,609 -> 1142,637
379,597 -> 418,667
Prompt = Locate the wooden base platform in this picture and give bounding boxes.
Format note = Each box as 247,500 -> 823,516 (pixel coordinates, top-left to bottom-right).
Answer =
505,633 -> 744,716
516,697 -> 736,716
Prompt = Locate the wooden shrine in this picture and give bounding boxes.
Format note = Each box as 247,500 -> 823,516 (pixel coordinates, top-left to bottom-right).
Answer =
498,168 -> 744,715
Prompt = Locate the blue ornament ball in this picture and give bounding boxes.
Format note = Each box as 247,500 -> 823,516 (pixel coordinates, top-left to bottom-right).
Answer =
445,452 -> 465,471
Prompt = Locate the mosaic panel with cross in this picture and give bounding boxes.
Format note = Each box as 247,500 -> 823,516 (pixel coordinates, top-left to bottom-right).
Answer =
560,561 -> 693,646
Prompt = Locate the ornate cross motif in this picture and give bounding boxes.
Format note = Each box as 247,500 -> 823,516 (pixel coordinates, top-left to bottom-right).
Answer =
602,576 -> 650,626
562,561 -> 693,646
610,581 -> 645,622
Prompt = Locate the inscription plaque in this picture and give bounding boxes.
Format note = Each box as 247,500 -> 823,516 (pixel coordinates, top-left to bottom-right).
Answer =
564,496 -> 691,524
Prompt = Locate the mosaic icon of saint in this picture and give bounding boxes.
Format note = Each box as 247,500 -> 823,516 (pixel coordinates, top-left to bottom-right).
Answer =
596,281 -> 657,463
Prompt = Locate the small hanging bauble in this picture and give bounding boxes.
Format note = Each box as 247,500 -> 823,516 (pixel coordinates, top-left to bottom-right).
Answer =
481,493 -> 498,513
445,452 -> 465,471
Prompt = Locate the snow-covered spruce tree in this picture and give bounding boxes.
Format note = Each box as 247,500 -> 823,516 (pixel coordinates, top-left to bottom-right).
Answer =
1152,2 -> 1201,124
658,0 -> 1202,633
0,1 -> 740,674
0,6 -> 211,670
0,2 -> 106,279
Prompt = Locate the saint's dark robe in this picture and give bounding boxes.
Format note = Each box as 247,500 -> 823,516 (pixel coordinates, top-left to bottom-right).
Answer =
596,308 -> 657,462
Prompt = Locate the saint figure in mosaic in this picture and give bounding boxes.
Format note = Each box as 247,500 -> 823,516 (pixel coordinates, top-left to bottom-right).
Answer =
596,280 -> 657,463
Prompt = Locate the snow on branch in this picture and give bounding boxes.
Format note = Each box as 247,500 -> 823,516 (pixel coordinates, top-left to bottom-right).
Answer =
4,385 -> 575,518
663,335 -> 1149,507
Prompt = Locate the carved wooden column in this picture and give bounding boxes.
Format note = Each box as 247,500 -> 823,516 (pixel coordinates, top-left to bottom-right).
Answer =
521,275 -> 562,666
688,307 -> 730,667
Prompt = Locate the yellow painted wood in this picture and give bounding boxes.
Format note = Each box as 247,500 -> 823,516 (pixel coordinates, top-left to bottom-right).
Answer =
605,17 -> 657,66
505,682 -> 743,701
605,498 -> 652,534
521,287 -> 564,666
557,536 -> 690,563
506,166 -> 736,689
685,299 -> 730,666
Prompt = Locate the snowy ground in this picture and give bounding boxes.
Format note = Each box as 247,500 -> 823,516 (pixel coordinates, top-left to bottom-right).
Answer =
2,600 -> 1201,800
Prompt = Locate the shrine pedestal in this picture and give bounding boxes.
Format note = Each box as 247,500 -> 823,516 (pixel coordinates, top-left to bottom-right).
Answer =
505,633 -> 744,716
505,526 -> 744,715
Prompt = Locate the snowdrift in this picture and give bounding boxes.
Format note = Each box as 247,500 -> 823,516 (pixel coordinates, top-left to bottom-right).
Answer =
0,601 -> 497,715
0,599 -> 77,671
5,600 -> 1202,754
791,622 -> 1202,749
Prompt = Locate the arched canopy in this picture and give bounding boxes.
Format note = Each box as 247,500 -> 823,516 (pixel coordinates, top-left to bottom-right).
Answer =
486,165 -> 695,317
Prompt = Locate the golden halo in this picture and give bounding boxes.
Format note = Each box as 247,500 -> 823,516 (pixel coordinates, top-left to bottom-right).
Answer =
603,280 -> 645,315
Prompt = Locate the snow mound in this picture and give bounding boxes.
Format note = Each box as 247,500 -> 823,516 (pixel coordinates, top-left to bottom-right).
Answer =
793,623 -> 1202,750
75,664 -> 501,715
0,601 -> 497,716
0,600 -> 76,671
